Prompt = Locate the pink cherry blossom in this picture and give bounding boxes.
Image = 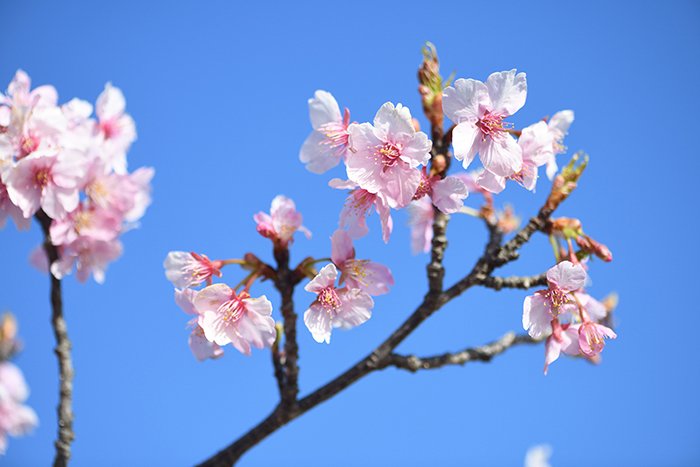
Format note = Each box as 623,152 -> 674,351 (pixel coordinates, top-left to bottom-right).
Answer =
543,322 -> 580,375
254,195 -> 311,247
443,69 -> 527,177
578,321 -> 617,357
407,197 -> 434,254
522,261 -> 587,339
299,90 -> 350,174
50,236 -> 122,284
346,102 -> 432,209
163,251 -> 223,289
412,168 -> 469,214
194,284 -> 276,355
329,178 -> 393,243
95,83 -> 136,174
174,287 -> 198,315
173,288 -> 225,361
49,203 -> 121,246
545,110 -> 574,180
0,362 -> 38,455
188,325 -> 224,361
303,264 -> 374,344
2,150 -> 85,219
0,181 -> 29,230
331,230 -> 393,296
82,161 -> 154,223
477,120 -> 554,193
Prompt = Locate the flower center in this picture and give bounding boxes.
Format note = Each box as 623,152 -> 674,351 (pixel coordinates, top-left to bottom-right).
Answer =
544,288 -> 569,314
19,133 -> 39,157
219,296 -> 247,324
74,211 -> 92,233
375,142 -> 402,167
318,286 -> 342,312
86,180 -> 108,202
579,322 -> 605,355
346,259 -> 370,285
476,111 -> 510,140
318,122 -> 349,150
100,120 -> 119,140
34,167 -> 51,187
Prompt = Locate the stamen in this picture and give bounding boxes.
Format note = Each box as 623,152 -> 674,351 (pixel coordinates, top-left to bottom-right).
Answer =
318,287 -> 342,312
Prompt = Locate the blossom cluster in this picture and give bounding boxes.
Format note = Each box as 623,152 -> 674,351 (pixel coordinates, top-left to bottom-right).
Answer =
164,59 -> 615,374
0,70 -> 153,283
523,261 -> 616,374
0,314 -> 38,455
299,70 -> 574,253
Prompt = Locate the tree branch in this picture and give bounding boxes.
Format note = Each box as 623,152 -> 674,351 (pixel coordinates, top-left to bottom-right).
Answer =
36,211 -> 74,467
272,246 -> 300,412
384,332 -> 537,372
477,273 -> 548,291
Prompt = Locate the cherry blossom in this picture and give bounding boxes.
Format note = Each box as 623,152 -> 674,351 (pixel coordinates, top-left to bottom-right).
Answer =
2,149 -> 85,219
443,69 -> 527,177
300,90 -> 350,174
477,120 -> 554,193
330,230 -> 393,296
94,83 -> 136,174
0,362 -> 38,455
522,261 -> 587,339
173,288 -> 225,361
164,251 -> 223,289
49,204 -> 121,246
577,321 -> 616,357
329,178 -> 393,243
543,321 -> 580,375
545,110 -> 574,180
254,195 -> 311,247
412,168 -> 468,214
188,326 -> 224,361
0,182 -> 29,230
303,264 -> 374,344
50,236 -> 123,284
194,284 -> 276,355
406,196 -> 434,254
346,102 -> 431,209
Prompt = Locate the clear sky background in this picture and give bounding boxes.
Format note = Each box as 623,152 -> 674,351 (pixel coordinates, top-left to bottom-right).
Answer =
1,1 -> 699,466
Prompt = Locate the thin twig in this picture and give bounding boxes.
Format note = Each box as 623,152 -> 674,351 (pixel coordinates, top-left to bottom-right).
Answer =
36,211 -> 74,467
384,332 -> 538,372
478,273 -> 548,291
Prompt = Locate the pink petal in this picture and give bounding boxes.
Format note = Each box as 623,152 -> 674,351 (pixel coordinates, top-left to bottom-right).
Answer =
303,304 -> 333,344
546,261 -> 587,292
451,122 -> 479,169
431,176 -> 468,214
331,229 -> 354,266
304,263 -> 338,294
308,90 -> 342,130
522,293 -> 553,339
335,288 -> 373,329
485,69 -> 527,116
478,134 -> 523,178
442,78 -> 490,123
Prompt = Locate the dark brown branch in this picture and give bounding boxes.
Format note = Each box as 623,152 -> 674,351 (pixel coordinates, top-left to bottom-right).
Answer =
270,328 -> 286,399
384,332 -> 537,372
272,246 -> 300,412
478,273 -> 548,291
35,211 -> 74,467
427,210 -> 449,293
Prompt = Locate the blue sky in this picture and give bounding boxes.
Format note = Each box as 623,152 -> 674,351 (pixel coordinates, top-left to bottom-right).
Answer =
1,1 -> 699,466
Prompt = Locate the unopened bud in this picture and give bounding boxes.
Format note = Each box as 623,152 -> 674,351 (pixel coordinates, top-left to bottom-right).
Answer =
418,42 -> 447,129
575,234 -> 613,262
497,205 -> 521,234
545,152 -> 588,211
